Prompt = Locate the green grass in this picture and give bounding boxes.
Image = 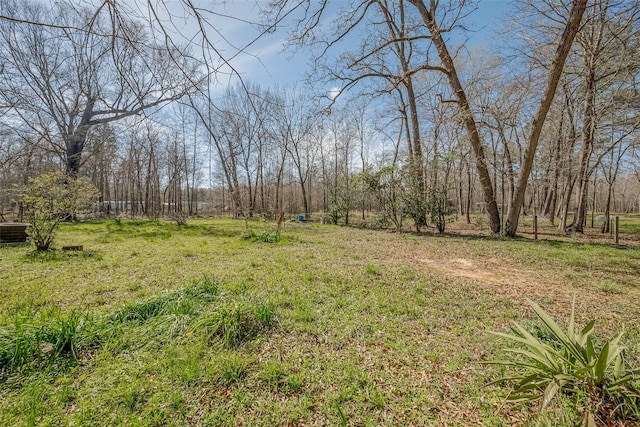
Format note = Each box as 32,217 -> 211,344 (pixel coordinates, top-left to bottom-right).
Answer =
242,228 -> 283,243
0,217 -> 639,425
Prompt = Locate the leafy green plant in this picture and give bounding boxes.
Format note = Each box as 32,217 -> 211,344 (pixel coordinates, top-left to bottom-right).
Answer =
597,282 -> 618,294
327,197 -> 351,226
365,264 -> 380,276
109,277 -> 219,324
253,302 -> 276,328
19,171 -> 98,251
353,165 -> 403,230
258,360 -> 286,391
110,297 -> 170,323
487,298 -> 640,425
0,306 -> 45,370
426,185 -> 454,233
333,400 -> 348,427
242,228 -> 281,243
44,307 -> 85,360
186,275 -> 220,301
400,166 -> 427,233
286,372 -> 305,393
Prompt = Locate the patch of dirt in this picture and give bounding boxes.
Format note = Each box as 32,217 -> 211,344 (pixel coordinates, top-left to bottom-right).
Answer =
418,256 -> 575,307
341,220 -> 640,325
409,250 -> 638,329
422,257 -> 502,283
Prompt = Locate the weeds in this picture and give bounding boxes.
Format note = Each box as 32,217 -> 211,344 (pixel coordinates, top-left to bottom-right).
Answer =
0,306 -> 89,373
258,360 -> 287,391
46,308 -> 85,359
109,275 -> 220,324
1,218 -> 639,425
598,282 -> 618,294
254,301 -> 276,327
211,351 -> 254,385
1,275 -> 274,384
365,264 -> 380,276
286,372 -> 305,392
242,228 -> 282,243
193,299 -> 276,348
110,297 -> 170,323
486,298 -> 640,425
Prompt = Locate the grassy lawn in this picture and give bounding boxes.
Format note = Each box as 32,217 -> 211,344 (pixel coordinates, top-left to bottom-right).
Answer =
1,218 -> 639,426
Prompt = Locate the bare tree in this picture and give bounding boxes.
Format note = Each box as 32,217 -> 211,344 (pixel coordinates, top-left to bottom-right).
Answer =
503,0 -> 588,236
275,88 -> 321,219
566,0 -> 639,232
0,0 -> 197,177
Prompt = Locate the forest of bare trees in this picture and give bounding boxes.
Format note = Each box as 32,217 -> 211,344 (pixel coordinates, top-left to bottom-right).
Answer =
1,0 -> 639,235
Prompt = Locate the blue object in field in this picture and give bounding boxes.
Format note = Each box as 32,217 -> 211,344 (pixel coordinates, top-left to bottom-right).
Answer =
298,215 -> 305,222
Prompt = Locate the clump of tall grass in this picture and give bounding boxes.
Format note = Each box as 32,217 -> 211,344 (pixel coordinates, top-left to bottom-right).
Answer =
1,275 -> 275,378
242,228 -> 281,243
0,305 -> 91,373
192,301 -> 276,348
108,275 -> 220,324
208,351 -> 255,385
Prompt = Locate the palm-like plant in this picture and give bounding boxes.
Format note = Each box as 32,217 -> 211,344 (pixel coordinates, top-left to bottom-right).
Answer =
487,298 -> 639,426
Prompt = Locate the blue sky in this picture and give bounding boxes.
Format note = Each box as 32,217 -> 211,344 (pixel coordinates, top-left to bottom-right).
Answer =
181,0 -> 515,90
39,0 -> 515,90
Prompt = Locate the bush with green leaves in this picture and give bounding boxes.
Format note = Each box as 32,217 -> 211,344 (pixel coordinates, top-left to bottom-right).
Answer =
326,197 -> 351,225
426,185 -> 454,233
356,162 -> 454,233
354,165 -> 403,230
487,298 -> 640,425
400,160 -> 427,233
19,171 -> 98,251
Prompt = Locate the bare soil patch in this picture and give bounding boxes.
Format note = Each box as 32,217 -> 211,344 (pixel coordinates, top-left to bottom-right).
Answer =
340,220 -> 640,328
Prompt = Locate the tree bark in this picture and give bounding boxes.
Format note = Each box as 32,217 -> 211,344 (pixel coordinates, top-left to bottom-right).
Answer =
408,0 -> 501,233
569,57 -> 597,232
505,0 -> 588,236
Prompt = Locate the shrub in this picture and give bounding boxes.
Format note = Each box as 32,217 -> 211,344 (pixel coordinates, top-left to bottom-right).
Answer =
19,171 -> 98,251
168,210 -> 189,226
353,165 -> 403,230
327,198 -> 350,225
486,298 -> 640,425
426,186 -> 454,233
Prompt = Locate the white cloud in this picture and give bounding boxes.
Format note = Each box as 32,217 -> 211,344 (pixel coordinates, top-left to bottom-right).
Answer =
328,87 -> 341,100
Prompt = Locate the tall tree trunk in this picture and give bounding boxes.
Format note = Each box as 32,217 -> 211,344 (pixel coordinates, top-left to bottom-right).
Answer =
408,0 -> 501,233
465,158 -> 472,224
570,63 -> 597,232
543,117 -> 564,224
63,98 -> 95,178
601,181 -> 612,233
501,128 -> 516,215
505,0 -> 588,236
